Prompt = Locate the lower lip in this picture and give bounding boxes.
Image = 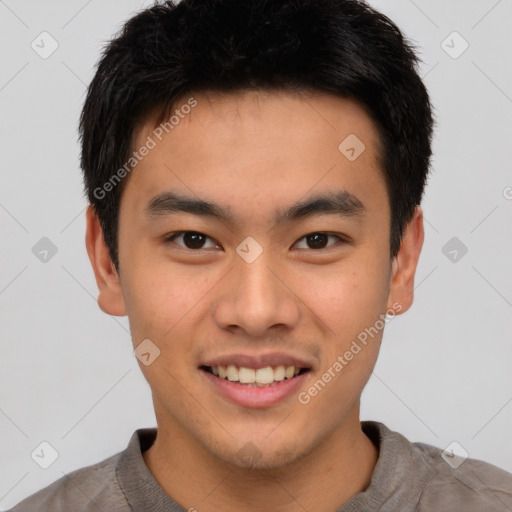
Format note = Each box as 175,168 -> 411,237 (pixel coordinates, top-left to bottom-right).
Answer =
200,369 -> 310,408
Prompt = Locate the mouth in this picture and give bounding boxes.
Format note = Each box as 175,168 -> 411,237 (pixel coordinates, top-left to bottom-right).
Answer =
198,352 -> 314,407
200,364 -> 311,387
199,360 -> 312,408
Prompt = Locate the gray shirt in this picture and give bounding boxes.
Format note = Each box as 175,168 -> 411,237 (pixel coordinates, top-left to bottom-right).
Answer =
9,421 -> 512,511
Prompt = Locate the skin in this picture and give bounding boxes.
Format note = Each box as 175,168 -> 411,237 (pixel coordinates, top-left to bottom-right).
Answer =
86,89 -> 424,512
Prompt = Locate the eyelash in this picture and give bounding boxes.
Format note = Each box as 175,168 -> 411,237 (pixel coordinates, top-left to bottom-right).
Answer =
164,231 -> 349,251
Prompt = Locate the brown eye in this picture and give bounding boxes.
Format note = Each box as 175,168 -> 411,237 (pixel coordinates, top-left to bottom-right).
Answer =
293,232 -> 345,250
182,232 -> 207,249
166,231 -> 219,249
306,233 -> 328,249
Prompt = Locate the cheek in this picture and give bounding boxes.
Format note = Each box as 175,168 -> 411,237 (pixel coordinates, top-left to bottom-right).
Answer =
298,256 -> 390,339
121,258 -> 217,342
295,261 -> 388,413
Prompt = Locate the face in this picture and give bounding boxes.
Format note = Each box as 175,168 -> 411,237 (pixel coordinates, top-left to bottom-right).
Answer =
87,89 -> 423,470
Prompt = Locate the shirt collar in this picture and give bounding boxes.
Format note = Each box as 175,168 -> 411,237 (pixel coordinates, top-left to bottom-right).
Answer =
116,421 -> 432,512
116,427 -> 186,512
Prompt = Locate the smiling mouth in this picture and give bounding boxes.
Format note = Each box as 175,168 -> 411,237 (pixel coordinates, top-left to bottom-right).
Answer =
200,365 -> 310,387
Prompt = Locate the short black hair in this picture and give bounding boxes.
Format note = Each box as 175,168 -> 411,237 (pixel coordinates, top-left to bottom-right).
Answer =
79,0 -> 434,271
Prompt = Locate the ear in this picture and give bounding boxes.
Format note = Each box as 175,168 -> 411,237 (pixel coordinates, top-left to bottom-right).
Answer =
386,206 -> 424,315
85,205 -> 127,316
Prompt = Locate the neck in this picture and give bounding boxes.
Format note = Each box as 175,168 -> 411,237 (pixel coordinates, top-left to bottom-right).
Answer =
143,411 -> 379,512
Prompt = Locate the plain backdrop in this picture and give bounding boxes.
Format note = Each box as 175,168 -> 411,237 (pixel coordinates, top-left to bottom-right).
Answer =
1,0 -> 511,508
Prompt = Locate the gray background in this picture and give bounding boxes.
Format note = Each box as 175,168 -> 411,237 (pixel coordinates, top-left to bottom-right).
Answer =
1,0 -> 511,508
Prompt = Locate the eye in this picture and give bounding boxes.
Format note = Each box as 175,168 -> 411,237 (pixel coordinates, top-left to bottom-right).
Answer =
165,231 -> 220,250
293,232 -> 347,250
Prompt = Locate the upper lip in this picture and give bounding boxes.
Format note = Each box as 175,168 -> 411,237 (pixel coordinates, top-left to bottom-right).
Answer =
201,352 -> 314,370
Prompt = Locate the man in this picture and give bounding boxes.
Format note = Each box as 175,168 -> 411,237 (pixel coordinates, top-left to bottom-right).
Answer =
10,0 -> 512,510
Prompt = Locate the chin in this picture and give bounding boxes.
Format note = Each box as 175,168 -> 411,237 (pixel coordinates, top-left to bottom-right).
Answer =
207,435 -> 309,471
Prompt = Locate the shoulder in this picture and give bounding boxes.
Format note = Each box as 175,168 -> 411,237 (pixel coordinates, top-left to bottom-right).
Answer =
364,421 -> 512,511
8,451 -> 129,512
410,438 -> 512,511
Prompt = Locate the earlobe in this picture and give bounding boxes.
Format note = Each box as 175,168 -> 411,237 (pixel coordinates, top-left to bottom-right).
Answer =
386,206 -> 425,314
85,205 -> 127,316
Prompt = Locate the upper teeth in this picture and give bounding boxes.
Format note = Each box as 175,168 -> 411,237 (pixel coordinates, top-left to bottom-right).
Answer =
211,365 -> 301,384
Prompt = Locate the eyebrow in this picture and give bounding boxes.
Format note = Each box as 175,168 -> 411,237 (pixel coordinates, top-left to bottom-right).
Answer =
144,190 -> 366,226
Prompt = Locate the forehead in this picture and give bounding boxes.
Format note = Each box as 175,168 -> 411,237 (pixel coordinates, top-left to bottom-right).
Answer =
139,88 -> 381,152
124,89 -> 388,223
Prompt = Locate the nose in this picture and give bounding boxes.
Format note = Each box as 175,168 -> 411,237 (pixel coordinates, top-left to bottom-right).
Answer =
212,252 -> 301,337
